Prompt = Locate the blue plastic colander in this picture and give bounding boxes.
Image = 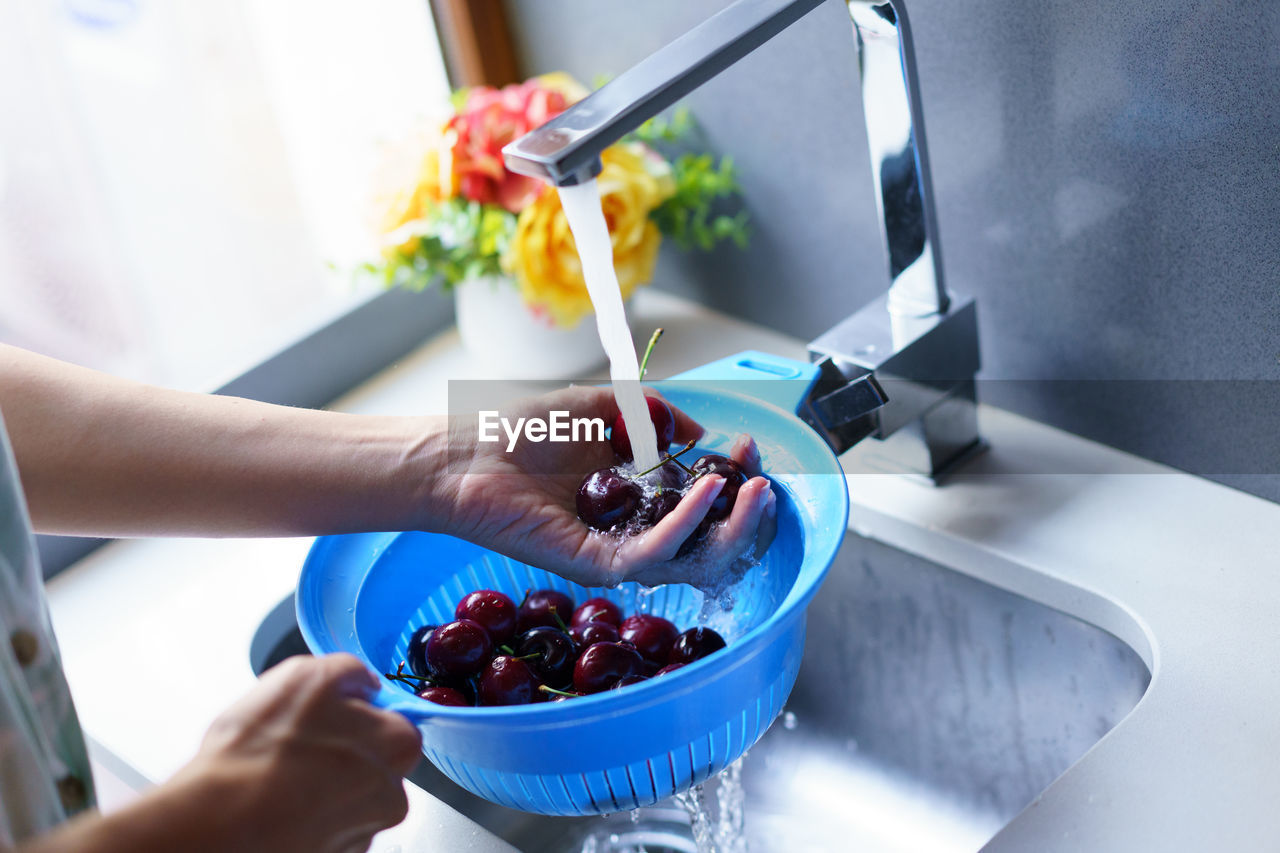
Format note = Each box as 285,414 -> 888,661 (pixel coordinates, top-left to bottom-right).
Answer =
296,351 -> 849,816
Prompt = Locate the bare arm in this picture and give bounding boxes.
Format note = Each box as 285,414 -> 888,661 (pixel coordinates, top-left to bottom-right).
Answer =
0,344 -> 447,538
0,344 -> 772,586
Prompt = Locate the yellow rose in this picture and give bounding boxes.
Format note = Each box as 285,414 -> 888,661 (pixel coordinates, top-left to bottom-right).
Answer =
506,142 -> 675,328
372,124 -> 458,258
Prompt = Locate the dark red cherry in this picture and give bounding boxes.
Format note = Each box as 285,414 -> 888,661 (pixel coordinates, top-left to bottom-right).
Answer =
425,619 -> 493,680
611,674 -> 649,690
669,627 -> 727,665
610,397 -> 676,462
570,597 -> 623,628
576,468 -> 643,531
569,620 -> 620,653
515,626 -> 576,687
677,517 -> 715,558
691,455 -> 748,521
655,662 -> 687,677
406,624 -> 437,678
455,590 -> 517,643
618,614 -> 680,665
573,642 -> 645,694
637,488 -> 683,528
516,589 -> 575,634
477,655 -> 541,706
418,686 -> 469,706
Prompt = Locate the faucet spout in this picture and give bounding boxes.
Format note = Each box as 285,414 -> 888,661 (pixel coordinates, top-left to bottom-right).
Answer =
849,1 -> 948,318
502,0 -> 827,186
504,0 -> 984,479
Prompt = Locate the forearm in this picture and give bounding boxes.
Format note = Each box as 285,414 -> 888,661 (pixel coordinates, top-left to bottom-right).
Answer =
18,777 -> 236,853
0,345 -> 455,538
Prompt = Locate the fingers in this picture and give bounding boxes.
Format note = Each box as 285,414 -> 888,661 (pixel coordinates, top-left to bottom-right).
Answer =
610,432 -> 777,585
706,476 -> 774,563
316,652 -> 382,699
315,657 -> 423,775
728,433 -> 762,477
259,655 -> 422,776
357,705 -> 424,777
616,474 -> 725,566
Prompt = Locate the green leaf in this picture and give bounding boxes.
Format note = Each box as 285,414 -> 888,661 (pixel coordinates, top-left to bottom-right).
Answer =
365,197 -> 518,292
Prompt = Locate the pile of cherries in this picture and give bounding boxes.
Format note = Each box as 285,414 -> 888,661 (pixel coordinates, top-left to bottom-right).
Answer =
387,587 -> 727,706
576,395 -> 750,549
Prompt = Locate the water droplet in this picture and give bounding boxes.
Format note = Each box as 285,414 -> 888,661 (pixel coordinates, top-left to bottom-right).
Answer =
782,710 -> 798,730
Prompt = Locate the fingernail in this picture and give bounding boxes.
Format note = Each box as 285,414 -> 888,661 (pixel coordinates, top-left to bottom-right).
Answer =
765,489 -> 776,517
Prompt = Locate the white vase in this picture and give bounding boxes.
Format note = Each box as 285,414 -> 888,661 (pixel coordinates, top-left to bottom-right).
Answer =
453,275 -> 608,379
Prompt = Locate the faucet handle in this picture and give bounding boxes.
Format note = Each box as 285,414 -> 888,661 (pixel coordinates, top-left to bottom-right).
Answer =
799,358 -> 889,454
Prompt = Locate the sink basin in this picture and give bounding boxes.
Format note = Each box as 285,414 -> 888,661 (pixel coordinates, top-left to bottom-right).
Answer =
251,530 -> 1150,852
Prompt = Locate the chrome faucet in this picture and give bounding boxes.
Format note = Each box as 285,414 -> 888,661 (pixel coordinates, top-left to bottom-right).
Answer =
504,0 -> 984,481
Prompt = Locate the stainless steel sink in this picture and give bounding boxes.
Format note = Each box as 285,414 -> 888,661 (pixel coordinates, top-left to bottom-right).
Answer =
368,531 -> 1150,853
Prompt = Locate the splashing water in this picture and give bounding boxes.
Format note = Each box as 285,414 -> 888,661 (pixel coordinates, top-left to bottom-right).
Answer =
714,760 -> 748,853
557,180 -> 661,474
674,784 -> 718,853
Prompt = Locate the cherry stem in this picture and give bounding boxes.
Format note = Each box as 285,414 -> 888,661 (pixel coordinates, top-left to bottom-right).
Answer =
499,644 -> 515,656
550,606 -> 570,633
385,671 -> 430,687
538,685 -> 581,698
513,653 -> 542,662
635,439 -> 698,478
639,327 -> 664,380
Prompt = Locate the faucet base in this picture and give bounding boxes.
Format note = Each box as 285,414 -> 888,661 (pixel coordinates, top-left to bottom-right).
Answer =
808,293 -> 984,480
846,383 -> 988,485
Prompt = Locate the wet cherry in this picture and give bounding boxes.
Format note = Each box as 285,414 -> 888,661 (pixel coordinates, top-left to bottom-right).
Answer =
668,627 -> 727,665
516,589 -> 575,634
455,590 -> 517,643
573,642 -> 645,694
405,624 -> 437,678
611,674 -> 649,690
570,597 -> 623,628
418,686 -> 469,706
576,468 -> 643,531
477,655 -> 541,706
637,488 -> 683,528
655,662 -> 687,677
618,614 -> 680,665
610,397 -> 676,462
691,454 -> 748,521
569,620 -> 620,653
425,619 -> 493,680
515,626 -> 576,688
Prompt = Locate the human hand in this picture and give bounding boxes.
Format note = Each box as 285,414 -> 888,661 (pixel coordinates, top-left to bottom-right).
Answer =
168,654 -> 421,853
437,385 -> 777,588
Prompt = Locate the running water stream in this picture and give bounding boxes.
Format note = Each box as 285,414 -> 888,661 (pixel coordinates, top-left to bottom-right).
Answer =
557,181 -> 662,474
560,180 -> 750,853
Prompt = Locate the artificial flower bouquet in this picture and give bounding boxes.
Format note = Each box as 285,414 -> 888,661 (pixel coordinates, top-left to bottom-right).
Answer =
370,73 -> 748,329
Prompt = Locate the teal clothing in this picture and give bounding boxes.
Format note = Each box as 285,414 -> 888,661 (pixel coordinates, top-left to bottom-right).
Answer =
0,409 -> 95,844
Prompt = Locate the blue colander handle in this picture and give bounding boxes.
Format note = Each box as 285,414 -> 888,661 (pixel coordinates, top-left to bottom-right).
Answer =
370,684 -> 441,723
668,350 -> 821,416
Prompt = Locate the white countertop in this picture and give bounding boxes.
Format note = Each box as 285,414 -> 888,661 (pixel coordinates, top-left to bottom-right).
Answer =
46,288 -> 1280,851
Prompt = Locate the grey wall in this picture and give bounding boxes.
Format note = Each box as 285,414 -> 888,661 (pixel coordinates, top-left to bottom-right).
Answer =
505,0 -> 1280,502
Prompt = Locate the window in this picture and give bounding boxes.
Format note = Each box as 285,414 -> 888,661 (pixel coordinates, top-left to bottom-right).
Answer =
0,0 -> 452,391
